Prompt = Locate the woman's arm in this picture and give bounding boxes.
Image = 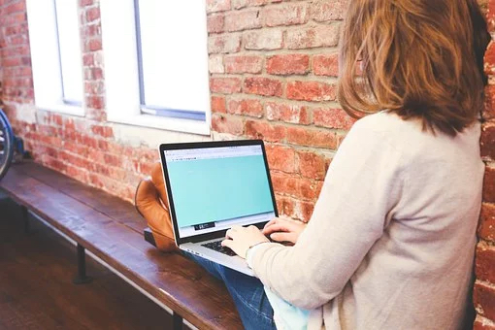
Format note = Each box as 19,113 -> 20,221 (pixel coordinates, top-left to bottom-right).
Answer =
250,118 -> 404,309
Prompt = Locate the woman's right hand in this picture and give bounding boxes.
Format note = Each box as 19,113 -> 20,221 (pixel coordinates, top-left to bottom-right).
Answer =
262,216 -> 307,245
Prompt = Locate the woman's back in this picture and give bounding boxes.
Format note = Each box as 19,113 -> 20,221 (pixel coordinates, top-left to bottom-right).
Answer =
335,111 -> 484,330
249,111 -> 484,330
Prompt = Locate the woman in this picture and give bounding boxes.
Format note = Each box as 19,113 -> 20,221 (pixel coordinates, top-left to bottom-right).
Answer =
137,0 -> 491,329
218,0 -> 490,329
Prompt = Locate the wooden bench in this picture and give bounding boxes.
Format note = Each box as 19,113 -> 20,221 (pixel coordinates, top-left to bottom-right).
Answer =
0,161 -> 242,330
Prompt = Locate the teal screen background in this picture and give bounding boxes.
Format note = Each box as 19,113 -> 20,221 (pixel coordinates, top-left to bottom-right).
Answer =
167,155 -> 274,227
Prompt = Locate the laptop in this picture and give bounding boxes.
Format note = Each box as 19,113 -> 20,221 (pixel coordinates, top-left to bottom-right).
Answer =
159,140 -> 278,276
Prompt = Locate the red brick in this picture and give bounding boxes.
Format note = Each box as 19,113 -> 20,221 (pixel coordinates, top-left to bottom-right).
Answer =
488,1 -> 495,32
484,167 -> 495,203
271,172 -> 297,196
310,0 -> 348,22
5,2 -> 25,14
43,156 -> 66,172
479,203 -> 495,241
207,0 -> 231,13
2,57 -> 21,67
84,81 -> 104,95
474,281 -> 495,321
86,7 -> 100,22
86,39 -> 102,52
245,120 -> 286,142
65,141 -> 89,158
211,114 -> 244,135
210,77 -> 242,94
103,153 -> 123,167
476,241 -> 495,282
482,124 -> 495,160
275,194 -> 296,218
91,125 -> 114,138
211,96 -> 227,113
263,3 -> 308,26
225,55 -> 263,74
225,9 -> 262,32
207,14 -> 224,33
313,53 -> 339,77
296,150 -> 328,180
265,102 -> 310,124
82,24 -> 101,38
232,0 -> 268,9
271,172 -> 323,201
84,67 -> 104,80
244,77 -> 283,96
267,54 -> 309,75
60,151 -> 93,169
474,316 -> 495,330
287,81 -> 337,102
66,165 -> 89,182
298,179 -> 323,201
208,35 -> 242,54
485,85 -> 495,120
265,144 -> 295,173
228,99 -> 263,117
313,107 -> 355,130
286,25 -> 340,49
486,41 -> 495,76
286,126 -> 337,149
83,53 -> 94,66
243,29 -> 283,50
294,199 -> 315,222
86,96 -> 104,109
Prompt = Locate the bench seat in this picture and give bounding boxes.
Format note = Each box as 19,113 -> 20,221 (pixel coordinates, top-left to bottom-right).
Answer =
0,161 -> 242,330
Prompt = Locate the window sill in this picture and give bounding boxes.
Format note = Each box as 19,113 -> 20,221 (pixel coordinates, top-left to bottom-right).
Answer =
37,103 -> 85,117
108,113 -> 211,136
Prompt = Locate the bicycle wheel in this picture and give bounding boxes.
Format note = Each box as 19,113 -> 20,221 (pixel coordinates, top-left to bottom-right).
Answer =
0,109 -> 14,181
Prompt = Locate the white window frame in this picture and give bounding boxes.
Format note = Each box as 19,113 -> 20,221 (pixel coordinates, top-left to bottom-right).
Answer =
100,0 -> 211,136
26,0 -> 84,116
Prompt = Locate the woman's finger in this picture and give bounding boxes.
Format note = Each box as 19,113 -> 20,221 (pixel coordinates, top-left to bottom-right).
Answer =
263,218 -> 278,230
270,232 -> 297,244
263,223 -> 289,235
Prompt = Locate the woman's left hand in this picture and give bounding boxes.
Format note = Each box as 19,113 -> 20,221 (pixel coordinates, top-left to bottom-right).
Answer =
222,225 -> 270,259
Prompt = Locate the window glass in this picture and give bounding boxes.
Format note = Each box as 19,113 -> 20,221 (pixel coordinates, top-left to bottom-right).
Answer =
135,0 -> 209,121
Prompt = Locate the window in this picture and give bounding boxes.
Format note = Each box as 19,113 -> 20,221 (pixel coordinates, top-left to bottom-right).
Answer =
26,0 -> 84,115
101,0 -> 211,135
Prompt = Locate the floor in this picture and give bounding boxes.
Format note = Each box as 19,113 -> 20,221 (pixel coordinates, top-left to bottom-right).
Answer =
0,195 -> 187,330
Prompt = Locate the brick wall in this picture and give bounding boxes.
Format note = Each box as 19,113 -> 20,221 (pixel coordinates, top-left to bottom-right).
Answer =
1,0 -> 494,327
0,0 -> 353,220
475,1 -> 495,328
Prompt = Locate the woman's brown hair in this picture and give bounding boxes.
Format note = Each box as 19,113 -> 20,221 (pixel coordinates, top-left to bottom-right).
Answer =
338,0 -> 491,136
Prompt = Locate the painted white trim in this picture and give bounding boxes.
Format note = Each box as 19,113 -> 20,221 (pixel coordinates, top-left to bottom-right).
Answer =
100,0 -> 211,136
26,0 -> 84,116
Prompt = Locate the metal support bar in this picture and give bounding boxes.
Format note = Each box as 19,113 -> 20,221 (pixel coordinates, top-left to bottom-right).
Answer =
21,205 -> 29,233
173,312 -> 183,330
73,243 -> 93,285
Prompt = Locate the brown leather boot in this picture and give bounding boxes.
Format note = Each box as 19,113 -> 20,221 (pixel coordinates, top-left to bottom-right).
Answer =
135,173 -> 178,252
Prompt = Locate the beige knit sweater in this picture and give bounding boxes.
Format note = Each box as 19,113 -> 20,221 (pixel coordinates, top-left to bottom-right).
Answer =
251,111 -> 484,330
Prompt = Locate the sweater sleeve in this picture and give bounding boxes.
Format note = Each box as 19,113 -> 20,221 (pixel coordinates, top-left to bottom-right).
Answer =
250,118 -> 404,309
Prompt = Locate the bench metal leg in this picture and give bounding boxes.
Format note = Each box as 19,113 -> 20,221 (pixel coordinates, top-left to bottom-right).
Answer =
21,205 -> 29,234
73,243 -> 93,285
172,312 -> 182,330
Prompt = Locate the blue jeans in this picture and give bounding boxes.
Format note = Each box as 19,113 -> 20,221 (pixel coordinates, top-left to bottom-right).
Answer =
185,253 -> 276,330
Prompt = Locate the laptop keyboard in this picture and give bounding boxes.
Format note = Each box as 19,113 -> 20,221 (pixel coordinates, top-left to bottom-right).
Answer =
202,240 -> 236,256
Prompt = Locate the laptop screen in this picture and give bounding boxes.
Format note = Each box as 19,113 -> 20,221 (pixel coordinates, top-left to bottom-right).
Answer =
164,144 -> 276,239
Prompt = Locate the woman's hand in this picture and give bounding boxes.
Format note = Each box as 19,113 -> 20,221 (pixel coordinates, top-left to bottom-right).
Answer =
222,225 -> 270,259
262,216 -> 307,245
